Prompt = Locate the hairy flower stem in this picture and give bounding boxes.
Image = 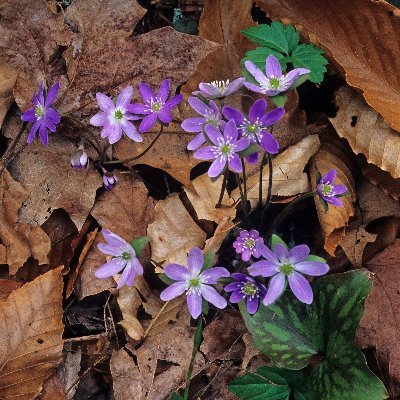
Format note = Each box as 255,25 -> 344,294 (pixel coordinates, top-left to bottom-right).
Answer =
258,152 -> 267,208
241,158 -> 248,206
260,153 -> 273,226
267,192 -> 317,239
183,318 -> 203,400
102,126 -> 164,165
215,170 -> 228,208
236,173 -> 249,223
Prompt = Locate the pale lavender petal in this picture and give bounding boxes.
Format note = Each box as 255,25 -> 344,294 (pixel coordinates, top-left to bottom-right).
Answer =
90,112 -> 108,127
139,113 -> 158,133
201,267 -> 230,284
97,243 -> 124,256
325,196 -> 343,207
333,184 -> 347,195
121,120 -> 143,142
261,108 -> 285,127
224,119 -> 238,142
117,265 -> 132,289
208,156 -> 226,178
263,273 -> 286,305
246,296 -> 259,314
163,94 -> 183,110
116,86 -> 133,108
158,110 -> 172,124
45,82 -> 60,107
108,124 -> 123,144
127,103 -> 149,114
188,247 -> 203,275
292,67 -> 310,76
44,116 -> 56,132
228,153 -> 242,173
260,132 -> 279,154
248,260 -> 279,277
187,132 -> 206,150
205,124 -> 223,145
27,120 -> 41,143
242,248 -> 251,261
263,88 -> 281,97
265,55 -> 282,79
224,77 -> 245,96
244,61 -> 268,84
139,82 -> 155,102
283,70 -> 300,89
194,146 -> 217,160
294,261 -> 329,276
21,109 -> 36,122
188,96 -> 211,116
160,281 -> 187,301
288,272 -> 313,304
259,246 -> 280,264
101,229 -> 128,248
100,123 -> 115,139
187,292 -> 202,319
39,122 -> 49,146
288,245 -> 310,264
200,285 -> 227,309
222,106 -> 244,125
249,99 -> 267,122
274,243 -> 289,262
209,100 -> 220,115
96,92 -> 114,112
158,79 -> 170,102
199,83 -> 220,96
182,118 -> 205,133
37,83 -> 44,106
95,258 -> 126,278
164,263 -> 190,281
243,82 -> 264,94
46,108 -> 61,124
132,258 -> 144,275
234,137 -> 251,152
125,267 -> 137,287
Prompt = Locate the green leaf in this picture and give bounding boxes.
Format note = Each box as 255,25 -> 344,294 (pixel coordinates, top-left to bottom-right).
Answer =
290,44 -> 328,83
229,366 -> 314,400
170,394 -> 183,400
241,271 -> 388,400
271,234 -> 288,250
130,236 -> 150,257
238,143 -> 261,157
243,47 -> 288,71
271,94 -> 288,107
158,273 -> 174,286
306,255 -> 327,264
241,22 -> 299,54
202,251 -> 215,270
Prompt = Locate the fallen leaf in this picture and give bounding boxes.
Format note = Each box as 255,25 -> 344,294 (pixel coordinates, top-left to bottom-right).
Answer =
330,86 -> 400,179
257,0 -> 400,133
0,279 -> 23,300
147,194 -> 207,265
0,63 -> 17,129
357,239 -> 400,397
0,169 -> 51,274
0,267 -> 64,399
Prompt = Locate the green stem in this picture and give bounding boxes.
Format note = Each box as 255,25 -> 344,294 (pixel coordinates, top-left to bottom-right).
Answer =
183,318 -> 203,400
215,170 -> 228,208
102,126 -> 164,165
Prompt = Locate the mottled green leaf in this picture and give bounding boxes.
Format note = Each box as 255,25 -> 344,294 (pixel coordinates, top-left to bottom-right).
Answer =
130,236 -> 150,257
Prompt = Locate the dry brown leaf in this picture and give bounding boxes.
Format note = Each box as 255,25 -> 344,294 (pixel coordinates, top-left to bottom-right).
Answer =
147,194 -> 207,265
0,267 -> 64,399
0,169 -> 51,274
257,0 -> 400,133
357,239 -> 400,397
310,140 -> 356,256
75,173 -> 155,299
8,134 -> 102,231
330,86 -> 400,179
0,64 -> 17,129
0,279 -> 23,300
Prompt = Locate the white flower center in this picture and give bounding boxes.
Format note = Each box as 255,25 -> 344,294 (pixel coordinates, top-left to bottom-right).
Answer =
211,80 -> 230,93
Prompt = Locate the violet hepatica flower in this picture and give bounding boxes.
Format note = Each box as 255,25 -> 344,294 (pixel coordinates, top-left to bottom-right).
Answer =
193,78 -> 245,100
233,229 -> 265,262
248,237 -> 329,305
160,247 -> 230,319
193,120 -> 250,178
244,55 -> 310,97
95,229 -> 143,289
225,273 -> 267,315
182,97 -> 225,151
21,82 -> 61,146
102,168 -> 118,190
90,86 -> 142,145
127,79 -> 183,133
317,169 -> 348,208
70,143 -> 89,170
223,98 -> 284,162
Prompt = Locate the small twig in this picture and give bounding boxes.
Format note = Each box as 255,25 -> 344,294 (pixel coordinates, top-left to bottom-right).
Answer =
64,334 -> 103,343
261,153 -> 274,226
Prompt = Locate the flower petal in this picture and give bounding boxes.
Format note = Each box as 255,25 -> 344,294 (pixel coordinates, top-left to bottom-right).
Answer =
261,107 -> 285,127
164,263 -> 190,281
246,152 -> 259,164
132,258 -> 144,275
199,82 -> 220,96
187,292 -> 202,319
333,184 -> 347,195
187,132 -> 206,150
21,109 -> 37,122
127,103 -> 148,114
265,55 -> 283,79
121,120 -> 143,142
100,123 -> 115,139
27,119 -> 41,143
294,261 -> 329,276
90,112 -> 108,127
208,157 -> 226,178
282,70 -> 300,90
243,82 -> 264,94
200,285 -> 227,309
263,273 -> 286,305
182,118 -> 205,133
260,131 -> 279,154
244,61 -> 268,84
39,122 -> 49,146
188,96 -> 211,116
224,119 -> 238,142
234,137 -> 251,152
158,79 -> 170,102
224,77 -> 245,96
222,106 -> 244,124
101,229 -> 129,248
139,113 -> 158,133
117,265 -> 132,289
288,244 -> 310,264
44,116 -> 56,132
288,272 -> 313,304
125,267 -> 137,287
97,243 -> 124,256
193,146 -> 217,160
249,99 -> 267,122
45,82 -> 60,107
325,196 -> 343,207
116,86 -> 133,109
201,267 -> 230,284
160,281 -> 187,301
46,108 -> 61,124
164,94 -> 183,110
246,296 -> 259,314
95,258 -> 126,278
108,124 -> 123,144
158,110 -> 172,124
230,290 -> 244,303
228,153 -> 242,173
96,92 -> 114,112
274,243 -> 289,262
259,245 -> 280,263
205,124 -> 223,145
224,282 -> 241,292
139,82 -> 155,102
188,247 -> 203,275
248,260 -> 279,277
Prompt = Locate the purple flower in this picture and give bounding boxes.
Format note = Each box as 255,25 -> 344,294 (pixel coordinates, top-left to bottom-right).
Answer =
317,169 -> 348,207
102,168 -> 118,190
127,79 -> 183,133
248,240 -> 329,305
233,229 -> 265,262
224,273 -> 267,314
182,97 -> 225,151
223,99 -> 284,162
90,86 -> 142,144
21,82 -> 61,146
193,78 -> 245,100
160,247 -> 230,319
244,55 -> 310,97
95,229 -> 144,289
193,120 -> 250,178
70,143 -> 89,170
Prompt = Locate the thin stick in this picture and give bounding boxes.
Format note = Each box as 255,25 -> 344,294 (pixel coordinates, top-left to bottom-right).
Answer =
216,170 -> 228,208
103,126 -> 163,165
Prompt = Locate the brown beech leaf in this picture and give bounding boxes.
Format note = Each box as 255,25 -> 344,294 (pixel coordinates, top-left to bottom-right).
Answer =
0,63 -> 17,128
147,194 -> 207,265
257,0 -> 400,133
75,173 -> 155,299
0,169 -> 51,274
310,138 -> 356,256
357,239 -> 400,397
0,267 -> 64,399
0,279 -> 23,300
8,134 -> 102,231
330,86 -> 400,179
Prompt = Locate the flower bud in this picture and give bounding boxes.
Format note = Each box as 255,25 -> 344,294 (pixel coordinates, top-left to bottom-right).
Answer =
70,144 -> 88,170
102,168 -> 118,190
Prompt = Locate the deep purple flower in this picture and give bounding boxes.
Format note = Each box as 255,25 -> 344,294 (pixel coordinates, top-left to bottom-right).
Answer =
21,82 -> 61,146
193,120 -> 250,178
127,79 -> 183,133
95,229 -> 143,289
182,97 -> 225,151
317,169 -> 348,207
102,168 -> 118,190
248,240 -> 329,305
160,247 -> 230,319
224,273 -> 267,314
90,86 -> 142,144
223,99 -> 284,162
244,55 -> 310,97
70,144 -> 88,170
233,229 -> 265,262
193,77 -> 245,100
